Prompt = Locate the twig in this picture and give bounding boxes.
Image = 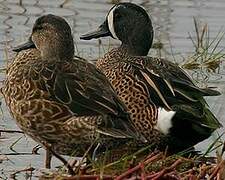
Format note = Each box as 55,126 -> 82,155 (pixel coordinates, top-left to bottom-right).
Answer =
197,164 -> 212,179
115,152 -> 162,180
218,160 -> 225,180
59,0 -> 70,8
151,159 -> 183,180
144,152 -> 163,164
10,167 -> 35,179
179,168 -> 195,177
163,171 -> 181,180
146,172 -> 160,179
9,136 -> 24,153
60,175 -> 114,180
209,160 -> 225,179
32,144 -> 41,154
0,152 -> 35,156
0,129 -> 24,133
140,162 -> 145,180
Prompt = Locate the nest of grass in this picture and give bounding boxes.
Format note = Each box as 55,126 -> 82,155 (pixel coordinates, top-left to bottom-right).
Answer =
38,137 -> 225,180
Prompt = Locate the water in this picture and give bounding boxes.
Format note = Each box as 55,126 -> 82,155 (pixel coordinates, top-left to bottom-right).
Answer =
0,0 -> 225,179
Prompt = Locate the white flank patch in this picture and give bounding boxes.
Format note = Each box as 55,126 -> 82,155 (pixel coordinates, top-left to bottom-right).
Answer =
155,108 -> 176,135
107,5 -> 119,39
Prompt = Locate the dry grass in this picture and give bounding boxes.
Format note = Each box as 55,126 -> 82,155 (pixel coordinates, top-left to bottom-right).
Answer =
38,141 -> 225,179
182,18 -> 225,85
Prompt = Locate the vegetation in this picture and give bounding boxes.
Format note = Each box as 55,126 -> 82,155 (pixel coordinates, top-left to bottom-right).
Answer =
182,18 -> 225,86
0,18 -> 224,179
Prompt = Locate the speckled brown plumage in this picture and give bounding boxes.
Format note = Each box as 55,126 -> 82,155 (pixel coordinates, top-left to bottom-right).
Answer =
81,2 -> 222,151
1,14 -> 143,160
96,46 -> 222,149
96,48 -> 160,141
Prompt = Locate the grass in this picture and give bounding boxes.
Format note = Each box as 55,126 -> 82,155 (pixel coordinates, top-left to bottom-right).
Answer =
181,18 -> 225,85
1,18 -> 225,179
38,142 -> 225,179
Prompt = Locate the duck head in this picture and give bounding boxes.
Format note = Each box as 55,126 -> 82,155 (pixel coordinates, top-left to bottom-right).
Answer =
80,3 -> 153,56
13,14 -> 74,61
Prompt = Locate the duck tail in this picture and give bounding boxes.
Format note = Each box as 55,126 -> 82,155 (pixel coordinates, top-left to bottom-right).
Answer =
199,87 -> 221,96
169,100 -> 222,149
201,105 -> 222,130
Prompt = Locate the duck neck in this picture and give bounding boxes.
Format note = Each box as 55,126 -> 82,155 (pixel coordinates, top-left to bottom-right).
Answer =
120,22 -> 154,56
120,29 -> 153,56
41,39 -> 74,62
120,43 -> 149,56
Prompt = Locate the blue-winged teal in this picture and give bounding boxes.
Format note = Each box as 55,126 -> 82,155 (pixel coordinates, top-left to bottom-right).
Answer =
1,14 -> 145,168
80,2 -> 222,151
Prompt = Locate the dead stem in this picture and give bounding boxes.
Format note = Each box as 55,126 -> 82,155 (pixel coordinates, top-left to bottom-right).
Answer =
10,167 -> 35,179
56,175 -> 114,180
0,129 -> 24,133
151,159 -> 183,180
32,144 -> 41,154
209,160 -> 225,179
0,152 -> 36,156
163,171 -> 180,180
197,164 -> 212,179
115,152 -> 163,180
218,160 -> 225,180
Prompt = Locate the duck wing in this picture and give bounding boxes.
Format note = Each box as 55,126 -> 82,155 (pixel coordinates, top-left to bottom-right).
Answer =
125,56 -> 222,129
30,56 -> 144,141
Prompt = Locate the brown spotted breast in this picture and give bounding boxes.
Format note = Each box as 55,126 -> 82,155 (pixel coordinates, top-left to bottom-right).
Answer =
96,48 -> 161,142
2,50 -> 102,155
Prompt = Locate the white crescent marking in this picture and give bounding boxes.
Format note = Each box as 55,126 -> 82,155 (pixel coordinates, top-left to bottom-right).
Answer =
107,5 -> 119,39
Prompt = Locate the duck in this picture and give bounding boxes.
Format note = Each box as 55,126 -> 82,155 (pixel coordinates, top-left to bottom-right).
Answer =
1,14 -> 145,168
80,2 -> 222,152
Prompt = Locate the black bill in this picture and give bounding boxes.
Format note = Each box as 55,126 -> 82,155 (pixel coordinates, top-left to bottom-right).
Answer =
12,37 -> 35,52
80,21 -> 111,40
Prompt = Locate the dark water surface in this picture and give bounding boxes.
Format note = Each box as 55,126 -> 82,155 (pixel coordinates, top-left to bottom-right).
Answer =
0,0 -> 225,179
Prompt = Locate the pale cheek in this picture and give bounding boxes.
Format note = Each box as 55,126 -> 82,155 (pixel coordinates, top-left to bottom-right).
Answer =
107,6 -> 119,40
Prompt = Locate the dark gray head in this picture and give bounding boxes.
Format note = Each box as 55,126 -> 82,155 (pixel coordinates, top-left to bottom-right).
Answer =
80,3 -> 153,56
13,14 -> 74,61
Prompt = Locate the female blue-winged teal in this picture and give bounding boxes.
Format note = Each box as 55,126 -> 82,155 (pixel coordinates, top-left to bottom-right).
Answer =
1,14 -> 144,168
80,2 -> 222,151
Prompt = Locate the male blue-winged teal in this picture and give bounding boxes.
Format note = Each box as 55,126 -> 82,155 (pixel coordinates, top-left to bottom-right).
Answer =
1,14 -> 145,168
80,2 -> 222,151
